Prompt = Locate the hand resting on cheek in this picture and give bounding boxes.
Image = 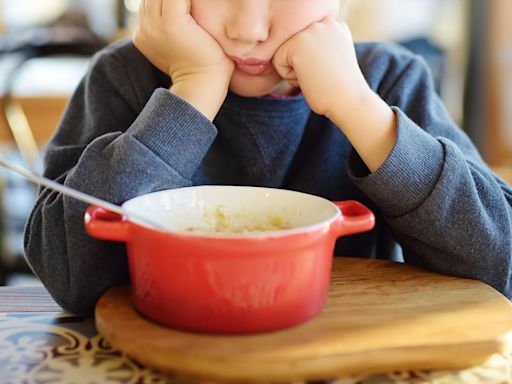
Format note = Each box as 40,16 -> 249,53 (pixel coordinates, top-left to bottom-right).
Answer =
133,0 -> 234,83
273,17 -> 372,120
132,0 -> 234,121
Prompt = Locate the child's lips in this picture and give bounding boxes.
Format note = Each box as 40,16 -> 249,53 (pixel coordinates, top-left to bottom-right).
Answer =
229,56 -> 272,76
236,62 -> 272,76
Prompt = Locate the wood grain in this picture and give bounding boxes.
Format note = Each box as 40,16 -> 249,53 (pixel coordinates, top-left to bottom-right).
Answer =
95,257 -> 512,383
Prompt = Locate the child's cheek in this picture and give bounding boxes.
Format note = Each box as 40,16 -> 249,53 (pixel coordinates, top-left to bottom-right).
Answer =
189,1 -> 221,36
274,2 -> 340,41
273,13 -> 311,42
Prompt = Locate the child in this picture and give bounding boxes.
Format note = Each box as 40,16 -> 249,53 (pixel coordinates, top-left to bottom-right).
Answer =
24,0 -> 512,315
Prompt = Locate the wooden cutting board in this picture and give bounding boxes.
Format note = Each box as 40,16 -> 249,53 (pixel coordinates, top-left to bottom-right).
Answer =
96,257 -> 512,383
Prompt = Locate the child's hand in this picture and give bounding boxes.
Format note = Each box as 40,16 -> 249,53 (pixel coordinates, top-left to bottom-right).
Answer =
133,0 -> 234,121
133,0 -> 233,84
274,17 -> 397,173
273,18 -> 371,122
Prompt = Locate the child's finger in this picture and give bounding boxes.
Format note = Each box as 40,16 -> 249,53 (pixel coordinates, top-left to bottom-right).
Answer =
145,0 -> 163,19
287,79 -> 300,88
162,0 -> 191,18
273,45 -> 294,79
273,43 -> 301,88
282,69 -> 299,88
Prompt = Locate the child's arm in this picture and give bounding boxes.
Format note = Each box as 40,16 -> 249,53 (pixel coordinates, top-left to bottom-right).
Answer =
25,0 -> 234,315
274,18 -> 512,297
24,50 -> 221,315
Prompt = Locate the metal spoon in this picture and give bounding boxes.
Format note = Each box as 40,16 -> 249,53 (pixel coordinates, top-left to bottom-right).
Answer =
0,155 -> 168,231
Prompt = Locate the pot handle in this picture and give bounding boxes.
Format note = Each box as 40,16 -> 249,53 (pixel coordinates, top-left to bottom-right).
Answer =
84,206 -> 129,242
333,201 -> 375,237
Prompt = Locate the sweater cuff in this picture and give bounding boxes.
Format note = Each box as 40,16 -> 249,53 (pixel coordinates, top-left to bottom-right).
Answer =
126,88 -> 217,179
347,107 -> 445,217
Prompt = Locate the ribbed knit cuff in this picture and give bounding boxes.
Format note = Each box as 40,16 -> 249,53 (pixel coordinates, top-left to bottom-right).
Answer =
126,88 -> 217,179
347,107 -> 445,217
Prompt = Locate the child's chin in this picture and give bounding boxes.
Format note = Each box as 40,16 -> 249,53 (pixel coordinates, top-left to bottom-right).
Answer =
229,73 -> 281,98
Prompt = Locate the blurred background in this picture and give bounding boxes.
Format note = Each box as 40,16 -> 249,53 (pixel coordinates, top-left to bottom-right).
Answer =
0,0 -> 511,286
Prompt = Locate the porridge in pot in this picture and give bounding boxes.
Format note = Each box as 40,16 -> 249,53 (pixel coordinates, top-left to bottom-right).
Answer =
183,205 -> 293,233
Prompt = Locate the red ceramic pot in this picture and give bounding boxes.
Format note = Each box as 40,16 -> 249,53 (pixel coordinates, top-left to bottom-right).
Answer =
84,186 -> 374,334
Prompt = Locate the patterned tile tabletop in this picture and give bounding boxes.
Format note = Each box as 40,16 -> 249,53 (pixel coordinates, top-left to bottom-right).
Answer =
0,288 -> 511,384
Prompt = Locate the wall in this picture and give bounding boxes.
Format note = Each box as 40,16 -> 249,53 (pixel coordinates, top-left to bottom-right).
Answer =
346,0 -> 469,126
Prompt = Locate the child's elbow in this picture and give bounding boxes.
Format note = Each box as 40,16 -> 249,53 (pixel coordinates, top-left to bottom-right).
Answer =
53,291 -> 97,316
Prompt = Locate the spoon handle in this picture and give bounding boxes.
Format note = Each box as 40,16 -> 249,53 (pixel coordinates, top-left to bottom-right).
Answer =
0,156 -> 125,216
0,156 -> 166,231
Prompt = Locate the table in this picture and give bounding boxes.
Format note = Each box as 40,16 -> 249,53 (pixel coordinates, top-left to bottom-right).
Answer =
1,286 -> 511,383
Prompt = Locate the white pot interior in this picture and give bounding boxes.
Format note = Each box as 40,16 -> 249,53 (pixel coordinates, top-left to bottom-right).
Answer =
122,186 -> 339,236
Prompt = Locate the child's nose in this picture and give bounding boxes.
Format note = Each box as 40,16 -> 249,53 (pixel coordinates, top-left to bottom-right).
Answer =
225,2 -> 270,45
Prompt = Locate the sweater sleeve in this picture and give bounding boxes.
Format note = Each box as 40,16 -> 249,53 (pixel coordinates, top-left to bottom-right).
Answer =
24,47 -> 217,315
347,49 -> 512,298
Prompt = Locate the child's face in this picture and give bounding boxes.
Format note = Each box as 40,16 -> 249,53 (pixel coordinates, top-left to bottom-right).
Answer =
191,0 -> 341,97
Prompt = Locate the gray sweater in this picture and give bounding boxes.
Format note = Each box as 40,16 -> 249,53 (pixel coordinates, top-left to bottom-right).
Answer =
24,39 -> 512,315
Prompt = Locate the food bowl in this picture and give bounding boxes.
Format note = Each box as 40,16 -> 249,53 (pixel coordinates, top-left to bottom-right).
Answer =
84,186 -> 375,334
